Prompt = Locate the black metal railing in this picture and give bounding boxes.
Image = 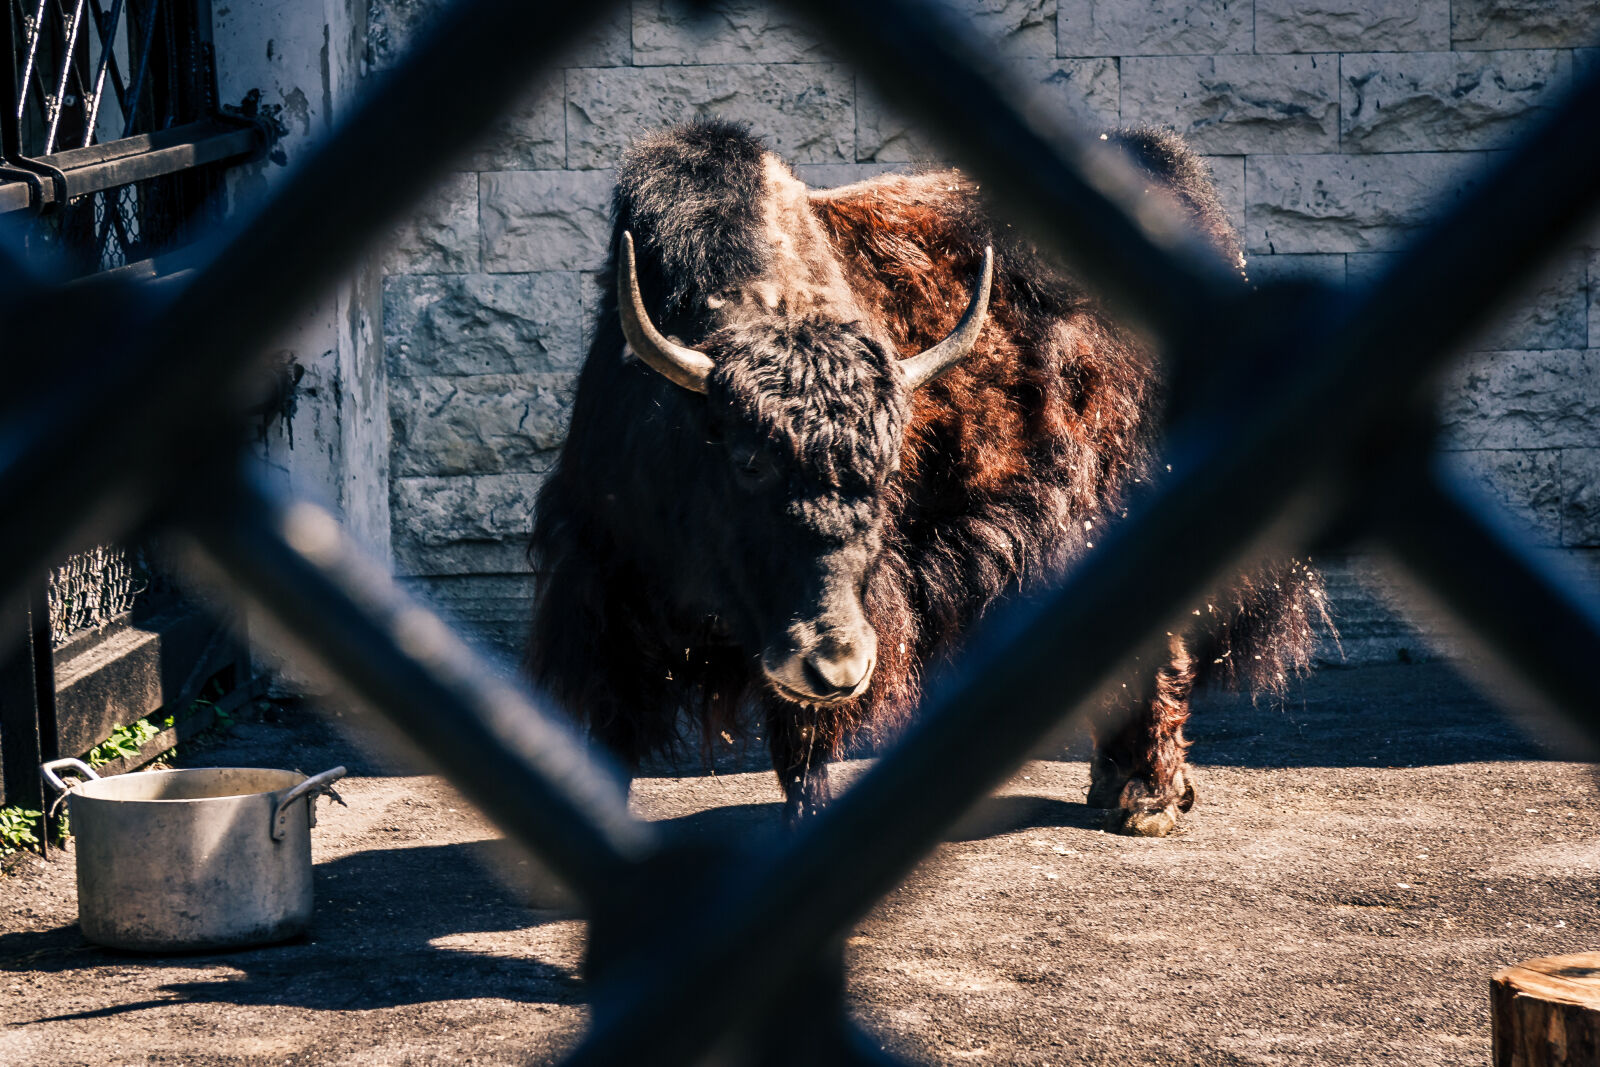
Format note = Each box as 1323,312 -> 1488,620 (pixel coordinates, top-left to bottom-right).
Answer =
1,0 -> 256,269
5,0 -> 214,158
0,0 -> 257,829
3,0 -> 1598,1062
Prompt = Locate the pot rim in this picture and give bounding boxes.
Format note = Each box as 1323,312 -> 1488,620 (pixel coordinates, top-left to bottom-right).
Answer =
67,766 -> 309,804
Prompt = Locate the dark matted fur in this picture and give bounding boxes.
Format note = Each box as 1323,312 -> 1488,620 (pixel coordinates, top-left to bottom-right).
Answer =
526,120 -> 1333,833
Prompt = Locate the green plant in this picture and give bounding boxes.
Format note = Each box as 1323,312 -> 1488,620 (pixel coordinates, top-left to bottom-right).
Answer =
0,806 -> 43,856
87,717 -> 163,767
204,698 -> 237,730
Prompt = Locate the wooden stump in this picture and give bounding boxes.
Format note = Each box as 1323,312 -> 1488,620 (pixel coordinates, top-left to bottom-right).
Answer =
1492,952 -> 1600,1066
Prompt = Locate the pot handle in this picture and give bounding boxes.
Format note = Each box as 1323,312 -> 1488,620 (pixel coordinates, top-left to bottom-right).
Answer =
272,766 -> 347,841
40,758 -> 100,820
41,757 -> 100,795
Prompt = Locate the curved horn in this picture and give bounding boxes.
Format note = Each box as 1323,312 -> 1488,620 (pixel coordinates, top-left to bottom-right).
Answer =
899,245 -> 994,391
618,231 -> 714,394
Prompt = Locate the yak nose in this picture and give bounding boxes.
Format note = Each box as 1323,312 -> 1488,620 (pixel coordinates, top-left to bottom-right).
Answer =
800,635 -> 876,700
763,629 -> 878,704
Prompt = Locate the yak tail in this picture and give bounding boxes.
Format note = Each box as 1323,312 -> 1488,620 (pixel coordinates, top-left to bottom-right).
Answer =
1191,556 -> 1339,698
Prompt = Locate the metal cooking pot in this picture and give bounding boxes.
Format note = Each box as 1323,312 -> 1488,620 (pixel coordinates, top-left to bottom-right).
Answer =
40,758 -> 347,951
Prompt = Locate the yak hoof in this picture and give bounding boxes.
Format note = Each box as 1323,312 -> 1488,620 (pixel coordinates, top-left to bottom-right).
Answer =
1108,777 -> 1186,837
1113,804 -> 1179,837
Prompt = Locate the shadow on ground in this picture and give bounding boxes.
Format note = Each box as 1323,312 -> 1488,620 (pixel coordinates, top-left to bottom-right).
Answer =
2,839 -> 579,1022
1183,661 -> 1581,769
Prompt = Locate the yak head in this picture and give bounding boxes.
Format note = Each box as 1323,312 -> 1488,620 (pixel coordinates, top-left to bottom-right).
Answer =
614,171 -> 992,707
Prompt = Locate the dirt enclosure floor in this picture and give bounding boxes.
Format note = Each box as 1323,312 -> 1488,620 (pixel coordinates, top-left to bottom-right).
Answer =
2,660 -> 1598,1066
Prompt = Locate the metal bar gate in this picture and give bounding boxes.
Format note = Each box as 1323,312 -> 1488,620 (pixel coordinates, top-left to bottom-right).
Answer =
2,0 -> 1598,1062
0,0 -> 259,846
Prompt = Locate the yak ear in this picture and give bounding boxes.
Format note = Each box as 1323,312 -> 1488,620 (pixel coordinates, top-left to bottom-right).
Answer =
899,246 -> 993,391
618,231 -> 715,394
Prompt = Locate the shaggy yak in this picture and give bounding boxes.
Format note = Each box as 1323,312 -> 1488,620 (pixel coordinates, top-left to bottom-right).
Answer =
525,120 -> 1330,836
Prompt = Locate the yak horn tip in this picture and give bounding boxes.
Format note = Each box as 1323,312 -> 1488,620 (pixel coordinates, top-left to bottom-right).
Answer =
617,230 -> 713,394
899,247 -> 994,391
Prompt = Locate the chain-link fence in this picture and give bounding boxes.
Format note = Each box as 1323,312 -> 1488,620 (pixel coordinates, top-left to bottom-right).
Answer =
3,0 -> 1599,1062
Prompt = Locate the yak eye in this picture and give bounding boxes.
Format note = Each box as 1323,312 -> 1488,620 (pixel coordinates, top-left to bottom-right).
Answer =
731,447 -> 778,490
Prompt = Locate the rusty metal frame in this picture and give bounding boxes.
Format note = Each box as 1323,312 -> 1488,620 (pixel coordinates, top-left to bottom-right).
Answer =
3,0 -> 1599,1062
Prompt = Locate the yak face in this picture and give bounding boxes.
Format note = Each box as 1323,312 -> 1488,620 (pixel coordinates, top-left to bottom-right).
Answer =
698,313 -> 906,704
619,229 -> 994,706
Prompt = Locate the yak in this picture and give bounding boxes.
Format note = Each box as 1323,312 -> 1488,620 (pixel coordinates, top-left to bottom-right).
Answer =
525,120 -> 1331,836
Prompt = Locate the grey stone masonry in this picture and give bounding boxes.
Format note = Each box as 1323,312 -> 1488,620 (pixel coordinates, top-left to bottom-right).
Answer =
382,172 -> 479,275
390,373 -> 574,478
371,0 -> 1600,659
1255,0 -> 1449,54
383,273 -> 585,377
1057,0 -> 1252,56
479,170 -> 614,273
1451,0 -> 1600,51
1246,152 -> 1493,254
566,64 -> 854,169
1121,55 -> 1340,154
1438,350 -> 1600,451
630,1 -> 839,64
1590,249 -> 1600,350
391,473 -> 547,577
1341,50 -> 1572,152
857,57 -> 1118,163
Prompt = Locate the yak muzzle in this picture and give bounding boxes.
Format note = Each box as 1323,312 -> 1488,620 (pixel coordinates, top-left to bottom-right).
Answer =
761,629 -> 877,705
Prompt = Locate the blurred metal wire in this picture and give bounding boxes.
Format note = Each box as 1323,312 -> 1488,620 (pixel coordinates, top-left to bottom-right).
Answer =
44,544 -> 146,646
3,0 -> 1599,1064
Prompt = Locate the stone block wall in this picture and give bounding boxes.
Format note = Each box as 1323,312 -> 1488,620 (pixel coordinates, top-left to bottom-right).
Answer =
371,0 -> 1600,663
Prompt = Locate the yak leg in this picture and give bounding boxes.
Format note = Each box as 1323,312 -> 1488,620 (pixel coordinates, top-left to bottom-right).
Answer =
765,701 -> 837,827
1087,633 -> 1197,837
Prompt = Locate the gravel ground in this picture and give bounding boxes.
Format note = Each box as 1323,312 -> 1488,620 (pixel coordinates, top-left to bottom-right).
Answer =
2,660 -> 1596,1065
